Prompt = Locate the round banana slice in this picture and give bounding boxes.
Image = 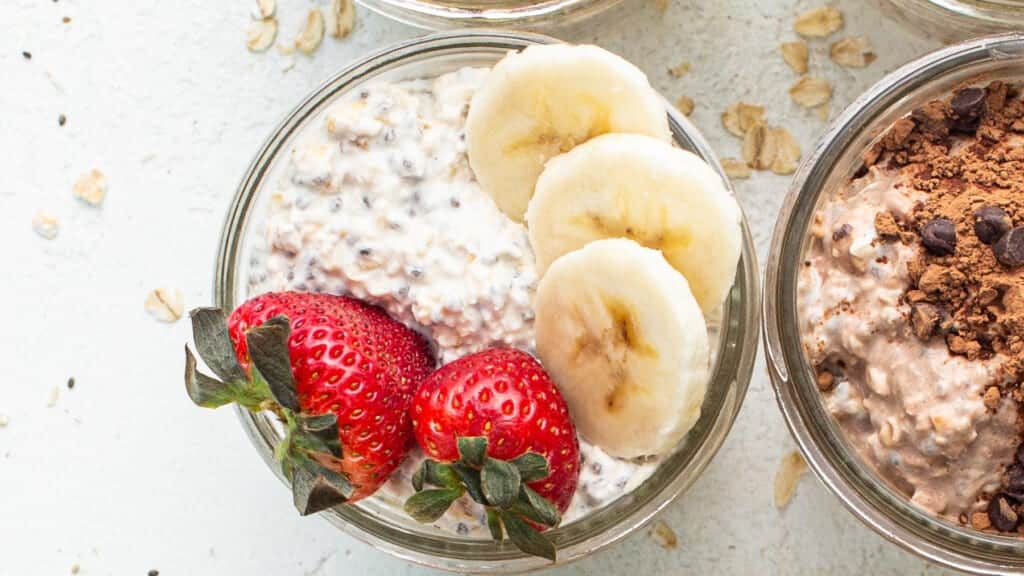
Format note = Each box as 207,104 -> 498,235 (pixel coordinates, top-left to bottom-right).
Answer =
526,133 -> 742,314
466,44 -> 671,222
534,238 -> 710,459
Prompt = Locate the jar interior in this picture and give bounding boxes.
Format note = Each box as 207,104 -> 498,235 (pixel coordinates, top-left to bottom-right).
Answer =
215,33 -> 758,570
775,36 -> 1024,569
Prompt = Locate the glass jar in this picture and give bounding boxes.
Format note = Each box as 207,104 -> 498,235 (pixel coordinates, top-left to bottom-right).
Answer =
213,30 -> 760,572
355,0 -> 623,30
764,33 -> 1024,575
876,0 -> 1024,44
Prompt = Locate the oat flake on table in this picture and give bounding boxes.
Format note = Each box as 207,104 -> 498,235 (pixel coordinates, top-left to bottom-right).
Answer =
774,451 -> 809,509
675,95 -> 695,116
830,37 -> 877,69
246,18 -> 277,52
252,0 -> 275,20
722,102 -> 765,138
789,76 -> 833,108
793,6 -> 843,37
649,520 -> 679,549
721,157 -> 751,179
144,288 -> 184,323
295,9 -> 325,55
780,41 -> 808,74
72,169 -> 107,206
32,211 -> 59,239
327,0 -> 356,39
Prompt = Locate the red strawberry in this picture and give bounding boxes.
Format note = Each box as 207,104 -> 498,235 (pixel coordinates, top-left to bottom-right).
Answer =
185,292 -> 435,511
404,348 -> 580,561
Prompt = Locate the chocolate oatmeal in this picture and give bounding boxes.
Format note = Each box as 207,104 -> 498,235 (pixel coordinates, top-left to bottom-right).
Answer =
801,81 -> 1024,534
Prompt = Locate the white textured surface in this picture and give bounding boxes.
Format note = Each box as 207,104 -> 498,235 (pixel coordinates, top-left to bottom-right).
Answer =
0,0 -> 960,574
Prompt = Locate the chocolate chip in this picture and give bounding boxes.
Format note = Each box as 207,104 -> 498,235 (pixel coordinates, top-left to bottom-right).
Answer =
994,227 -> 1024,267
816,370 -> 835,391
921,218 -> 957,256
950,87 -> 986,132
988,493 -> 1020,532
910,303 -> 942,341
974,206 -> 1011,245
1008,464 -> 1024,494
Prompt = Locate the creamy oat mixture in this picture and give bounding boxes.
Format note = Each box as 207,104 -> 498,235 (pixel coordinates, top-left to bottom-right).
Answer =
799,168 -> 1018,519
248,67 -> 660,535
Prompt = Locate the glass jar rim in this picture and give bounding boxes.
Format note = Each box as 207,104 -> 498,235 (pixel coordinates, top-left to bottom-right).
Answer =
354,0 -> 624,30
764,32 -> 1024,575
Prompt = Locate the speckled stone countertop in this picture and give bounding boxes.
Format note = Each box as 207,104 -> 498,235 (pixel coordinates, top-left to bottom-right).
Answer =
1,0 -> 966,574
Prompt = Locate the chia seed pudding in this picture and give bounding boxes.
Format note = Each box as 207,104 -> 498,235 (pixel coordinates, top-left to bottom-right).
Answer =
246,67 -> 672,536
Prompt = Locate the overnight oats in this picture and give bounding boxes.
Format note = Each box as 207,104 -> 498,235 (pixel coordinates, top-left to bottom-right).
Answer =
185,40 -> 743,562
799,81 -> 1024,534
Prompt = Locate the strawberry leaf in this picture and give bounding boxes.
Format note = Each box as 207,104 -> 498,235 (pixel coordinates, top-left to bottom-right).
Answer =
501,511 -> 556,562
184,346 -> 233,408
457,436 -> 487,468
295,413 -> 342,459
189,308 -> 247,383
514,485 -> 560,527
482,457 -> 520,509
511,452 -> 549,483
485,509 -> 503,542
424,460 -> 461,490
245,316 -> 299,412
451,463 -> 485,504
404,488 -> 463,523
411,463 -> 426,492
291,458 -> 352,515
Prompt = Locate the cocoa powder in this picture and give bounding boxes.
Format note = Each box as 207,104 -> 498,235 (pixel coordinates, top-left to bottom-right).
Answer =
867,81 -> 1024,381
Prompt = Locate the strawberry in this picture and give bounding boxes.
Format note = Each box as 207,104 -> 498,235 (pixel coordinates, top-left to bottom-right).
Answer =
184,292 -> 435,512
404,348 -> 580,561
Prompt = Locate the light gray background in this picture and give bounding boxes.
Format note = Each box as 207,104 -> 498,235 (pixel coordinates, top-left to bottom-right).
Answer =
1,0 -> 960,574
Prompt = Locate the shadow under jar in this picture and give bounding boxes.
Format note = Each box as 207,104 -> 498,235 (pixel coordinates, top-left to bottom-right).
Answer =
214,31 -> 759,573
764,33 -> 1024,575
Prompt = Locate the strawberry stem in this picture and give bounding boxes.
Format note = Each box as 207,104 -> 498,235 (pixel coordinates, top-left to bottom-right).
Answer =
184,307 -> 352,515
404,436 -> 562,562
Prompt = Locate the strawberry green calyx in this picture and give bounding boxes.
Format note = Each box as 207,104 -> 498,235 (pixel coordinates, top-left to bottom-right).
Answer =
184,307 -> 352,515
404,437 -> 561,562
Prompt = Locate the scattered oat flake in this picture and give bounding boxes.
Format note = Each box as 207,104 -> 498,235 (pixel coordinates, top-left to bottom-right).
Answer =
0,414 -> 8,427
246,18 -> 277,52
328,0 -> 356,39
743,123 -> 777,171
145,288 -> 184,323
649,520 -> 678,549
771,127 -> 802,175
253,0 -> 276,20
721,102 -> 765,138
675,96 -> 695,116
780,41 -> 808,74
789,76 -> 832,108
830,36 -> 877,69
295,9 -> 325,55
774,451 -> 809,509
721,158 -> 751,180
32,211 -> 59,240
72,169 -> 107,206
794,6 -> 843,38
668,60 -> 690,78
71,564 -> 80,575
276,42 -> 295,56
47,386 -> 60,408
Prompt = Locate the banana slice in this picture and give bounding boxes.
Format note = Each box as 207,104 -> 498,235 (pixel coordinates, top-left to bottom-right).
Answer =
526,133 -> 742,314
466,44 -> 671,222
534,238 -> 710,459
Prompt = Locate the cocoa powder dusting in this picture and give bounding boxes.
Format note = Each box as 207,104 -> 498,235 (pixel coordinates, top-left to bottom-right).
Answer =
867,82 -> 1024,380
